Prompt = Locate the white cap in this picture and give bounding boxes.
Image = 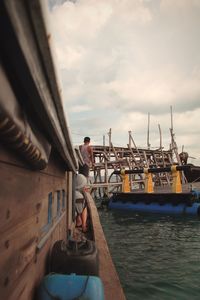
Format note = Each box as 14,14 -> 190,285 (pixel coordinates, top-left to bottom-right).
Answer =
75,190 -> 84,199
76,174 -> 87,190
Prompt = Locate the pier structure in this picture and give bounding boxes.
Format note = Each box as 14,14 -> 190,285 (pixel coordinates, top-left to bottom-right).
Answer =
87,130 -> 181,198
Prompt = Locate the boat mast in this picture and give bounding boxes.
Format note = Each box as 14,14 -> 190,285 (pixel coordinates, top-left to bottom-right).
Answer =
170,105 -> 173,133
158,123 -> 162,150
147,112 -> 151,150
169,106 -> 181,165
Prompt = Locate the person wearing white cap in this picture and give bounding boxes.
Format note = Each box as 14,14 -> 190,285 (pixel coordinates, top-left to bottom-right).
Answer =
75,174 -> 88,232
76,173 -> 87,191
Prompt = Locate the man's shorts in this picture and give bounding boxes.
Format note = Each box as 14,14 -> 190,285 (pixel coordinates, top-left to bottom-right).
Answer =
79,163 -> 90,177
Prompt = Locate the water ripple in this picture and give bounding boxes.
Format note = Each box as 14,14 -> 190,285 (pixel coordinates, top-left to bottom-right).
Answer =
99,208 -> 200,300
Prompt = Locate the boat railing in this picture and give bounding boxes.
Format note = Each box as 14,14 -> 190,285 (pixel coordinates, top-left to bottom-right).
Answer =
113,165 -> 193,194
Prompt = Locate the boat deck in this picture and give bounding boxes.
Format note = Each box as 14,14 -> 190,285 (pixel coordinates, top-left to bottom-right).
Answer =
85,192 -> 126,300
130,182 -> 200,194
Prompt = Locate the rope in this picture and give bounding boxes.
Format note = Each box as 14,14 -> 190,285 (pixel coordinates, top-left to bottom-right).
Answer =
191,176 -> 200,184
73,275 -> 90,300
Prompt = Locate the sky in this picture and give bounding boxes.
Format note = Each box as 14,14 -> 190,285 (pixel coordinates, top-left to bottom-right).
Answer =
47,0 -> 200,164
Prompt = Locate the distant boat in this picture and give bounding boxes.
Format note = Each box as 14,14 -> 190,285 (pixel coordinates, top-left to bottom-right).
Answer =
108,166 -> 200,216
183,164 -> 200,183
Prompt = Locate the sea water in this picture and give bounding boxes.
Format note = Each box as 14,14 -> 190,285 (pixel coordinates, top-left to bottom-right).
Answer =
98,206 -> 200,300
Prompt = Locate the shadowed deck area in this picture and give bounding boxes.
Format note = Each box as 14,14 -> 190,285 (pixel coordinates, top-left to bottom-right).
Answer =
85,192 -> 126,300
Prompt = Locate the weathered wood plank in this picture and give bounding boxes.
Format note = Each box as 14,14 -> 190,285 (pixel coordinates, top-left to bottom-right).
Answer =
1,0 -> 77,172
0,218 -> 66,300
0,145 -> 69,300
86,193 -> 126,300
0,147 -> 66,234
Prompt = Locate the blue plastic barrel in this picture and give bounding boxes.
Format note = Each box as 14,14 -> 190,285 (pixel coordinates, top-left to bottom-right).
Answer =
37,273 -> 104,300
109,200 -> 200,215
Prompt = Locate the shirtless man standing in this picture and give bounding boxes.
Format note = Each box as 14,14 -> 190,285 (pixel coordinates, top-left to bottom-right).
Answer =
79,136 -> 94,178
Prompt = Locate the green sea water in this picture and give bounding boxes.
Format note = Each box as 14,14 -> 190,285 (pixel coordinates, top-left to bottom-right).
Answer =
98,207 -> 200,300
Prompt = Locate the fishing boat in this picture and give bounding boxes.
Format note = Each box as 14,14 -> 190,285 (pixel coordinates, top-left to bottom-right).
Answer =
182,164 -> 200,183
108,166 -> 200,216
0,1 -> 125,299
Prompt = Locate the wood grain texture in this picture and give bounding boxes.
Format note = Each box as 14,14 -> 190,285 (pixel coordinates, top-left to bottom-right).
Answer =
86,192 -> 126,300
0,145 -> 69,300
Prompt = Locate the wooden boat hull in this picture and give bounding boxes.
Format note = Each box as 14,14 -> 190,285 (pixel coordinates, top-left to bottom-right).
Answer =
184,164 -> 200,183
0,1 -> 126,299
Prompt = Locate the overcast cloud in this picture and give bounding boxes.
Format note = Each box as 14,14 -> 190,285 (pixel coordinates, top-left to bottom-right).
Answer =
48,0 -> 200,164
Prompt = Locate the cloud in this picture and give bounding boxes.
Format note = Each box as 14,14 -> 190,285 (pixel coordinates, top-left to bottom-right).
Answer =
69,104 -> 92,113
107,66 -> 200,114
160,0 -> 200,13
48,0 -> 200,163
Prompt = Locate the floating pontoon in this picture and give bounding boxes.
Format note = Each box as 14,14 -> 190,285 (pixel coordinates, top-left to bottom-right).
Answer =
109,166 -> 200,216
